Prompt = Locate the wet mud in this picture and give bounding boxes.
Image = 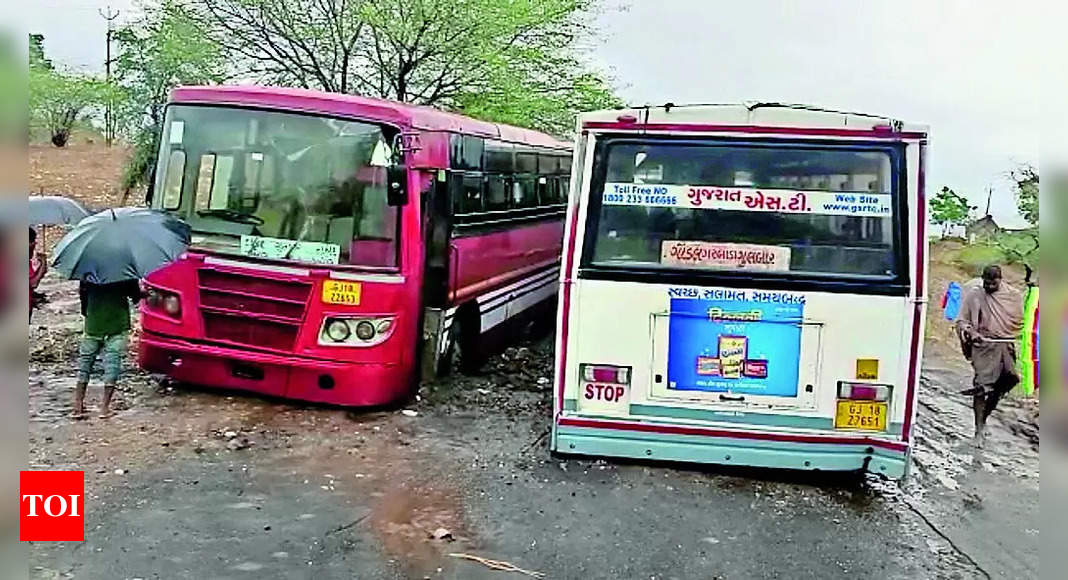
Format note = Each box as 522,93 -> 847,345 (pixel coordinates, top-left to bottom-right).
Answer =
27,274 -> 1038,579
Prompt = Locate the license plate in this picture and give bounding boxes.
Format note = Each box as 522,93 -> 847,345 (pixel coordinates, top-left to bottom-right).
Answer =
322,281 -> 361,305
834,400 -> 887,431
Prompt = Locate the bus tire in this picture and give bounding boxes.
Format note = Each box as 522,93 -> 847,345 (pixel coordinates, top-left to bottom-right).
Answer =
529,300 -> 557,339
454,305 -> 486,375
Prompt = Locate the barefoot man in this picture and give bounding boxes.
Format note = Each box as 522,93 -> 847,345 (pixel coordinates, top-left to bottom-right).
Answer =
956,265 -> 1023,447
74,279 -> 144,419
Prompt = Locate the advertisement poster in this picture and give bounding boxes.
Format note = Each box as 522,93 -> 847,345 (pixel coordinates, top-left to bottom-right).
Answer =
666,290 -> 804,397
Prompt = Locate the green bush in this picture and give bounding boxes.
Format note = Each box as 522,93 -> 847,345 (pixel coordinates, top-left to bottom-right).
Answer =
952,229 -> 1039,275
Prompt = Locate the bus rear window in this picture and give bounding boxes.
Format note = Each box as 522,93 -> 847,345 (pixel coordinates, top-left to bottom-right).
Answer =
589,141 -> 899,278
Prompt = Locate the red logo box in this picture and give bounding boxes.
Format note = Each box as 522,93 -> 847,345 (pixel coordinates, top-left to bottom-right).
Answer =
20,471 -> 84,541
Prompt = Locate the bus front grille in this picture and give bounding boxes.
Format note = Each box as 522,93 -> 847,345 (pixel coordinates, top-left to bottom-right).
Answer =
202,312 -> 301,352
197,268 -> 312,352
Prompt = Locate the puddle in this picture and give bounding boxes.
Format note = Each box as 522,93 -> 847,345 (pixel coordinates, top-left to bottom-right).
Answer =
370,482 -> 470,577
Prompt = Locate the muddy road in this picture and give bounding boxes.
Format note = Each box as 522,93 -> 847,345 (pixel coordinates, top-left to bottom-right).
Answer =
27,276 -> 1038,579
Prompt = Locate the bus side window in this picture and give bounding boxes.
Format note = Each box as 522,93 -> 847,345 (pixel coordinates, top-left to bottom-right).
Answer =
459,136 -> 484,170
459,174 -> 484,214
537,153 -> 557,176
549,177 -> 561,205
486,175 -> 508,211
514,175 -> 536,208
536,176 -> 550,205
485,140 -> 514,173
450,173 -> 464,216
516,151 -> 537,174
449,134 -> 463,169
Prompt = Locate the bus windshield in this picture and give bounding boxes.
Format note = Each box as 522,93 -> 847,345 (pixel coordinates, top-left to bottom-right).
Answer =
154,105 -> 400,268
589,140 -> 900,278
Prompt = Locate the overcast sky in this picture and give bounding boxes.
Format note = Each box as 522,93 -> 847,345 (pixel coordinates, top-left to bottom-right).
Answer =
27,0 -> 1065,227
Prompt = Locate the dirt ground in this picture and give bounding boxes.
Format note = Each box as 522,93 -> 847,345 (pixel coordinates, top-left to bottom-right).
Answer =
26,272 -> 1039,580
29,139 -> 134,254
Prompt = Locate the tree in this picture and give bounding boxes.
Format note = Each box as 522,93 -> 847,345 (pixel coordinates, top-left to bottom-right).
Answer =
112,0 -> 227,198
1011,164 -> 1038,227
930,186 -> 974,236
29,66 -> 110,147
29,34 -> 52,71
28,33 -> 110,147
184,0 -> 619,135
187,0 -> 368,93
997,164 -> 1040,264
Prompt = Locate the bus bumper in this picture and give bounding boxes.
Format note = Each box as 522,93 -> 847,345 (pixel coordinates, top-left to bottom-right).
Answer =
139,332 -> 408,407
553,424 -> 908,479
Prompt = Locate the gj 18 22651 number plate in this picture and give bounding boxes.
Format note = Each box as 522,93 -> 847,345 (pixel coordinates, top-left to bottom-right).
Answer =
834,400 -> 887,431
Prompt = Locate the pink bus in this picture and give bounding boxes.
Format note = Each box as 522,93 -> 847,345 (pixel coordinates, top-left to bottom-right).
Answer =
138,86 -> 572,406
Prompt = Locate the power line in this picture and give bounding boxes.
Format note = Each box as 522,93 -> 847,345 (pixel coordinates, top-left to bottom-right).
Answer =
99,5 -> 120,147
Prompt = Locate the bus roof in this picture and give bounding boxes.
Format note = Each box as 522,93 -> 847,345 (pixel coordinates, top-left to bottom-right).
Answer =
170,85 -> 571,150
579,102 -> 927,139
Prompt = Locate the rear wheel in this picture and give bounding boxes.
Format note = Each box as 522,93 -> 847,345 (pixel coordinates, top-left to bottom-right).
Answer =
454,306 -> 486,375
528,301 -> 557,339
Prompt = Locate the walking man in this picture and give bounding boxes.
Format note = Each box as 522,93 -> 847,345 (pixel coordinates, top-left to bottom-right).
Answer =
74,279 -> 143,419
956,265 -> 1023,448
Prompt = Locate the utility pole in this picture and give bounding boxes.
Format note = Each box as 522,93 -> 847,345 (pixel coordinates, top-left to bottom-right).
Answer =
984,185 -> 993,217
100,5 -> 120,147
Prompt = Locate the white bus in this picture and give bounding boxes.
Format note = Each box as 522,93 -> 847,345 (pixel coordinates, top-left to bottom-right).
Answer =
552,103 -> 928,479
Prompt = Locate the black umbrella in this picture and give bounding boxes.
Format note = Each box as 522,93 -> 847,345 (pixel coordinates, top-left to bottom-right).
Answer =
51,207 -> 191,284
29,195 -> 90,225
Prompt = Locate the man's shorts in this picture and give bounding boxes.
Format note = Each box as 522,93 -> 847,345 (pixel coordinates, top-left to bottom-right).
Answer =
77,332 -> 129,384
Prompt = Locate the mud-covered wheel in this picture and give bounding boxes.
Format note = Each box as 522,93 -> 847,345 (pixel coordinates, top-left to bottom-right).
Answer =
528,301 -> 557,339
450,306 -> 485,375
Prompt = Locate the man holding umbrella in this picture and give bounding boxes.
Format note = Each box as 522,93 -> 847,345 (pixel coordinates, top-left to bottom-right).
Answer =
52,207 -> 190,419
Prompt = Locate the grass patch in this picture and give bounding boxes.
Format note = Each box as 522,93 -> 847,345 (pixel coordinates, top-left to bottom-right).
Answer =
951,229 -> 1038,275
954,244 -> 1006,274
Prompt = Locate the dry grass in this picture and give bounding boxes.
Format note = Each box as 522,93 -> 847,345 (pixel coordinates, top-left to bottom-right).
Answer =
29,135 -> 132,212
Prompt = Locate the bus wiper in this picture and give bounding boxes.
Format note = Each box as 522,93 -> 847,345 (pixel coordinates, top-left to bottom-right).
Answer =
197,208 -> 265,226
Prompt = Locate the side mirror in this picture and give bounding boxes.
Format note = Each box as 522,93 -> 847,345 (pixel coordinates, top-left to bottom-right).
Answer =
386,166 -> 408,206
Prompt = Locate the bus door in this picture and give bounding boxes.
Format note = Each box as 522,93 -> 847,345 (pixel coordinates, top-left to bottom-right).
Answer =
420,169 -> 453,378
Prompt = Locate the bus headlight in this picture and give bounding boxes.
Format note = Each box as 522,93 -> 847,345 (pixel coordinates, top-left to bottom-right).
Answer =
319,316 -> 396,347
145,286 -> 181,318
325,319 -> 352,342
162,294 -> 182,316
354,320 -> 376,341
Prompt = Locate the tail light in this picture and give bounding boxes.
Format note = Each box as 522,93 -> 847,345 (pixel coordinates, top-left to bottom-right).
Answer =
581,364 -> 631,384
319,316 -> 396,347
145,287 -> 181,318
838,381 -> 890,401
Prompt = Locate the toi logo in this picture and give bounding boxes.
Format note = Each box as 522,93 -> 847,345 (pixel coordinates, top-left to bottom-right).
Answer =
20,471 -> 85,541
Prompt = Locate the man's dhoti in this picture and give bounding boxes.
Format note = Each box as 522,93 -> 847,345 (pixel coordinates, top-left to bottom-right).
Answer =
970,341 -> 1020,396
